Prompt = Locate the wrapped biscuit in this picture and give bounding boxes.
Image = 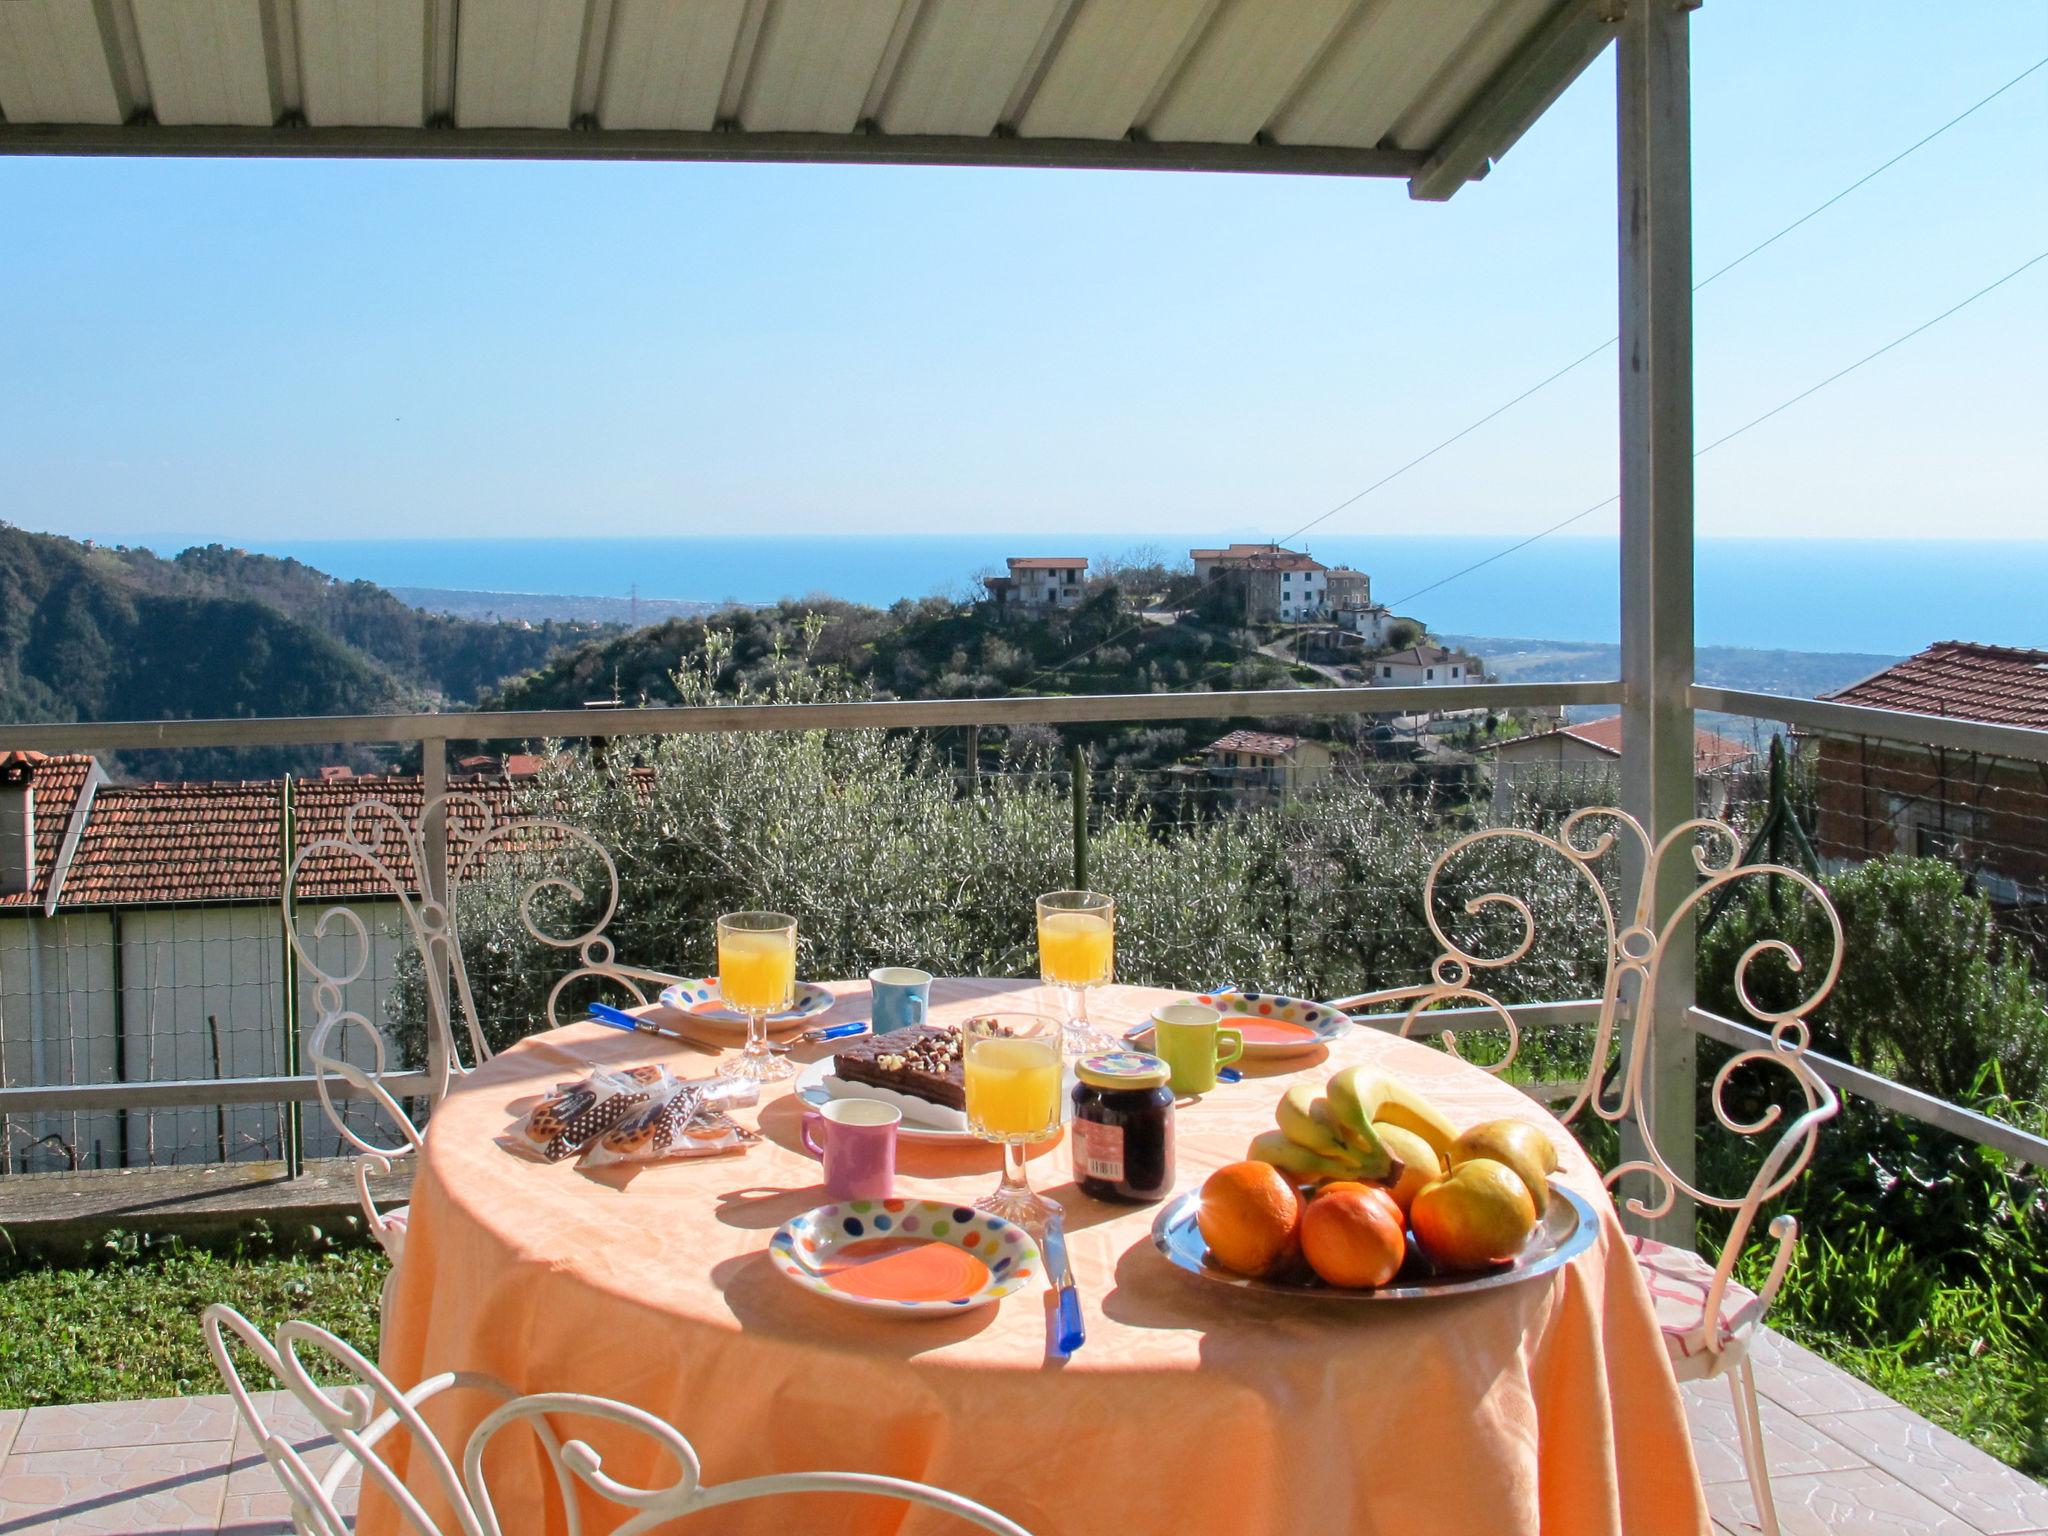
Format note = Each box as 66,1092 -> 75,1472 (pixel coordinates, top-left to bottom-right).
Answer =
514,1065 -> 669,1161
578,1077 -> 760,1168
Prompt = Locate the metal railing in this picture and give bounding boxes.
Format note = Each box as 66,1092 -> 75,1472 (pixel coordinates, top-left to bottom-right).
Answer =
2,677 -> 2045,1172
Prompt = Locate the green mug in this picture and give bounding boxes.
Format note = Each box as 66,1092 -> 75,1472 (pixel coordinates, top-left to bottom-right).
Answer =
1151,1002 -> 1244,1095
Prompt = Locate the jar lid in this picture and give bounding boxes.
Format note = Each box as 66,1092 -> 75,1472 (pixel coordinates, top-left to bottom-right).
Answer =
1076,1050 -> 1170,1090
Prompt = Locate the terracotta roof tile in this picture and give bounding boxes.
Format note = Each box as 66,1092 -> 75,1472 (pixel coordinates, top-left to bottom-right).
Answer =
1487,718 -> 1754,774
0,753 -> 97,910
1206,730 -> 1302,757
1823,641 -> 2048,729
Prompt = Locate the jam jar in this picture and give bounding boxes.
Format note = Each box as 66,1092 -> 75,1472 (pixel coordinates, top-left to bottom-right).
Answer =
1071,1051 -> 1175,1203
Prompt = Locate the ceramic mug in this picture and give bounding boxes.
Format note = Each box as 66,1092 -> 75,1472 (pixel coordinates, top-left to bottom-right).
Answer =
800,1099 -> 901,1202
869,966 -> 931,1035
1150,1002 -> 1245,1095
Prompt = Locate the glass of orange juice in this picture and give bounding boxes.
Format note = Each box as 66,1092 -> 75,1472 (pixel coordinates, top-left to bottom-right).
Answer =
1036,890 -> 1118,1055
716,911 -> 798,1083
964,1012 -> 1065,1233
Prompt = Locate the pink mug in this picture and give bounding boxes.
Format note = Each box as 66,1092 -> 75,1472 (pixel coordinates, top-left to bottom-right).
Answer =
800,1100 -> 901,1202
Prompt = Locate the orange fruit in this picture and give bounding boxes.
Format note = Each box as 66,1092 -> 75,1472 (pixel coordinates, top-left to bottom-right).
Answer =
1410,1158 -> 1539,1271
1197,1161 -> 1304,1278
1301,1184 -> 1407,1288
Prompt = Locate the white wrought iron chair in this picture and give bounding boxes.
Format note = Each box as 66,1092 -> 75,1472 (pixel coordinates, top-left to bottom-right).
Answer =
1333,808 -> 1843,1536
204,1304 -> 1035,1536
283,793 -> 689,1305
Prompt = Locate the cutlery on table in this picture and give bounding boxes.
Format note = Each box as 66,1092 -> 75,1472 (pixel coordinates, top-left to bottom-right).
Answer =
767,1020 -> 871,1054
1041,1208 -> 1084,1360
586,1001 -> 720,1053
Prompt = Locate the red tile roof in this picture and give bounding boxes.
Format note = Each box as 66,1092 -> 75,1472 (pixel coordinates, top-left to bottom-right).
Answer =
1205,730 -> 1302,758
1488,717 -> 1754,774
0,753 -> 98,910
1007,557 -> 1088,570
1823,641 -> 2048,729
1562,716 -> 1754,773
47,774 -> 534,908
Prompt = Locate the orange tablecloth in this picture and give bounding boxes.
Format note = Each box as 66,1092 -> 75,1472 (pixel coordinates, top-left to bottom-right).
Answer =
369,980 -> 1708,1536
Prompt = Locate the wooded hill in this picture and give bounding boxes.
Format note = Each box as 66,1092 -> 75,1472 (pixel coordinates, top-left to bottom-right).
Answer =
0,524 -> 610,779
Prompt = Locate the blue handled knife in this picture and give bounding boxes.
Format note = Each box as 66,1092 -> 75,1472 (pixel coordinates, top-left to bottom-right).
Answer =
1041,1209 -> 1084,1360
586,1001 -> 719,1053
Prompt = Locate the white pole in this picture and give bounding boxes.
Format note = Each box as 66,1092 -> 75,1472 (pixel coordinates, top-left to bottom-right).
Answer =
1618,0 -> 1699,1239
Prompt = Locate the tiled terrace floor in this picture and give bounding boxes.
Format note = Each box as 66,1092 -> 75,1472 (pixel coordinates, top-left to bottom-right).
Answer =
1,1328 -> 2043,1534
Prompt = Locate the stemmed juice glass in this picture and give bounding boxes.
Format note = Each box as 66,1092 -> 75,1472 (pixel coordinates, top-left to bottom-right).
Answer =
962,1012 -> 1065,1234
1036,890 -> 1118,1055
716,911 -> 798,1084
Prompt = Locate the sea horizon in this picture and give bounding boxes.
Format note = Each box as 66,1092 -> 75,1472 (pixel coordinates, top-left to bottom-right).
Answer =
112,532 -> 2048,659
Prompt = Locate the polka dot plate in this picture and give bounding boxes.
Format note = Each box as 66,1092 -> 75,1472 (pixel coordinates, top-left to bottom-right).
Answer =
1125,987 -> 1350,1060
655,978 -> 836,1036
767,1199 -> 1041,1316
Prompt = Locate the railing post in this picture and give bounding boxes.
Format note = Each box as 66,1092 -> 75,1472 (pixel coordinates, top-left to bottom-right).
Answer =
279,773 -> 303,1179
1070,743 -> 1090,891
1618,0 -> 1697,1242
421,738 -> 452,1089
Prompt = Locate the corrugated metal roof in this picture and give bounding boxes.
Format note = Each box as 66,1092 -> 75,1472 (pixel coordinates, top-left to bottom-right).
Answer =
0,0 -> 1620,200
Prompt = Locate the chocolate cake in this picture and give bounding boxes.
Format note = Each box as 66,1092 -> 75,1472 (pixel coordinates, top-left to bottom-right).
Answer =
832,1025 -> 967,1111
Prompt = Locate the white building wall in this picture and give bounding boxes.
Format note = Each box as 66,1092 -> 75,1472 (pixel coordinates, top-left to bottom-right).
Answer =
0,914 -> 121,1172
0,901 -> 412,1170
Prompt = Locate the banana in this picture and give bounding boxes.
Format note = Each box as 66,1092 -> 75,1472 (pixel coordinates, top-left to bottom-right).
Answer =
1276,1085 -> 1352,1160
1247,1130 -> 1368,1184
1325,1065 -> 1453,1170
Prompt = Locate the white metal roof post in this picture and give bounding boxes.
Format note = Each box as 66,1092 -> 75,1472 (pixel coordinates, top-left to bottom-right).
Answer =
1617,0 -> 1698,1241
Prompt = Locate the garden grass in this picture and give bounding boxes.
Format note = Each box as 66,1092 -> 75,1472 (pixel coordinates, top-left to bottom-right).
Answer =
0,1238 -> 385,1409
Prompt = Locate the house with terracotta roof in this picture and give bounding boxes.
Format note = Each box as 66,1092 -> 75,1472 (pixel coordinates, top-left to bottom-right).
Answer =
1188,543 -> 1329,623
1369,644 -> 1480,687
998,557 -> 1088,611
1200,729 -> 1335,804
1483,716 -> 1754,817
0,754 -> 533,1173
1811,641 -> 2048,902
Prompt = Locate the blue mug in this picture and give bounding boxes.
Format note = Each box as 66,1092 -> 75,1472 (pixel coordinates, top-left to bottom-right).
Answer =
868,966 -> 931,1034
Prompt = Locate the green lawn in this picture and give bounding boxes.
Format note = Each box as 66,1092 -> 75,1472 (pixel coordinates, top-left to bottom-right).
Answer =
0,1237 -> 384,1409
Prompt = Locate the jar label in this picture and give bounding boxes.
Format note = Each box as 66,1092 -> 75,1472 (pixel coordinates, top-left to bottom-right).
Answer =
1076,1118 -> 1125,1182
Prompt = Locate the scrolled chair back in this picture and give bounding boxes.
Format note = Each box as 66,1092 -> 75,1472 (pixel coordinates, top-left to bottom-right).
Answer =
202,1304 -> 1037,1536
282,788 -> 685,1157
1331,805 -> 1845,1352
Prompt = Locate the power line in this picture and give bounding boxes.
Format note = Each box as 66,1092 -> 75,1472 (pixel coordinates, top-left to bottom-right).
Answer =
1386,247 -> 2048,611
1011,57 -> 2047,696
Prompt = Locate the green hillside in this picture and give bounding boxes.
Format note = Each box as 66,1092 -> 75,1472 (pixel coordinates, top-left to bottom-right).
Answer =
484,589 -> 1315,773
0,524 -> 611,778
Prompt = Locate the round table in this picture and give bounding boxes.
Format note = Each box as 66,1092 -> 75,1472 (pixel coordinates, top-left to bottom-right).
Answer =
370,979 -> 1708,1536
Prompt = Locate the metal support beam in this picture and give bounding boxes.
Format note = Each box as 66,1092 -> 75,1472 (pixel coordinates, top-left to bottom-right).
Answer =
1617,0 -> 1697,1242
421,739 -> 451,1087
0,120 -> 1425,180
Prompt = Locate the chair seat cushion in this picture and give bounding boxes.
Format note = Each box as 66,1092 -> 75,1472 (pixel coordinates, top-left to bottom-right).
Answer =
1626,1234 -> 1759,1360
381,1205 -> 410,1256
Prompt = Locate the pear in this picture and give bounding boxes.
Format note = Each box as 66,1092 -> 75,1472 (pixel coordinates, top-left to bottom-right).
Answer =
1448,1118 -> 1560,1216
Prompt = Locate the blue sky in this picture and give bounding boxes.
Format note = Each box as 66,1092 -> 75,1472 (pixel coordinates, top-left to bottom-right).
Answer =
1,0 -> 2042,547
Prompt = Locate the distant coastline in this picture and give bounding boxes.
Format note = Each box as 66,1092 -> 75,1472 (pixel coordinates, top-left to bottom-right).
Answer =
164,533 -> 2047,659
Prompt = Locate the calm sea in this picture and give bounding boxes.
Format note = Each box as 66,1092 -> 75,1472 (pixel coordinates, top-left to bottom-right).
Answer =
223,535 -> 2047,659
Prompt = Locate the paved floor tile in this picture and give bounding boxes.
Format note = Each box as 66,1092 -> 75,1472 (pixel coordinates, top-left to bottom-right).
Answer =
0,1414 -> 19,1461
1682,1378 -> 1872,1484
1704,1468 -> 1990,1536
1746,1330 -> 1894,1417
1811,1408 -> 2048,1536
0,1440 -> 229,1535
221,1389 -> 360,1535
11,1397 -> 238,1455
